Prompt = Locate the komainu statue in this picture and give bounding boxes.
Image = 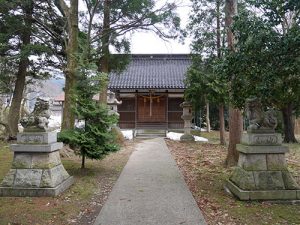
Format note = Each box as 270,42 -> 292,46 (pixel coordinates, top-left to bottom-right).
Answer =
246,97 -> 277,133
20,98 -> 51,132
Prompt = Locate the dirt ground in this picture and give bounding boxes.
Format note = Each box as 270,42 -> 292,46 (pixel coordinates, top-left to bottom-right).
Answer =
166,131 -> 300,225
1,132 -> 299,225
0,140 -> 139,225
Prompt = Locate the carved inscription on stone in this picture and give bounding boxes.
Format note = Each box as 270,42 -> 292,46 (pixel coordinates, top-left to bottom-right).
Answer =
20,135 -> 44,143
253,135 -> 278,145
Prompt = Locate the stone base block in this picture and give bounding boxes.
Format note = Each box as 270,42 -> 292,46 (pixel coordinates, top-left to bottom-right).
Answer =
12,151 -> 61,169
241,133 -> 282,146
1,164 -> 71,188
225,179 -> 250,200
17,132 -> 57,144
247,128 -> 275,134
180,134 -> 195,142
237,144 -> 288,154
230,167 -> 299,190
226,180 -> 299,201
11,142 -> 63,153
230,167 -> 256,190
253,171 -> 285,190
238,153 -> 267,170
238,152 -> 289,171
228,133 -> 300,201
0,176 -> 74,197
232,144 -> 299,191
267,154 -> 287,170
1,132 -> 73,197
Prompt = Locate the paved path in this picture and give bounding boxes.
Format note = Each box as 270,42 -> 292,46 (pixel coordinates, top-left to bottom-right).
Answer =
94,138 -> 207,225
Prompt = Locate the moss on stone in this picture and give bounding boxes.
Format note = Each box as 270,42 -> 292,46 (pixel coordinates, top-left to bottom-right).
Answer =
12,161 -> 30,169
267,154 -> 288,171
282,171 -> 300,190
32,162 -> 59,169
244,161 -> 266,171
180,134 -> 195,142
230,167 -> 256,190
253,171 -> 285,190
0,169 -> 16,187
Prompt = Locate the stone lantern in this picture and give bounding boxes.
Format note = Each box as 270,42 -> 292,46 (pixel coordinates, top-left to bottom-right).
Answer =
107,90 -> 123,142
107,91 -> 122,117
180,101 -> 195,142
0,98 -> 73,197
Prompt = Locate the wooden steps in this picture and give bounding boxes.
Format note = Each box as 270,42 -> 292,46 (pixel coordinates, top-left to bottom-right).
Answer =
135,129 -> 167,139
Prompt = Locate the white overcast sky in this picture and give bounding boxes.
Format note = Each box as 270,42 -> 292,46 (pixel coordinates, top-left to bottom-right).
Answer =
130,0 -> 192,54
78,0 -> 192,54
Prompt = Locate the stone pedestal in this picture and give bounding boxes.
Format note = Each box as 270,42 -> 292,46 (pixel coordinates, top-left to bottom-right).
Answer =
226,133 -> 300,200
180,102 -> 195,142
0,132 -> 73,197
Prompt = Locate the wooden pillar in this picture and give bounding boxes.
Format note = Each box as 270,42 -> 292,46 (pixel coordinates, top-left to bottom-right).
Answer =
166,93 -> 169,130
135,92 -> 138,130
60,101 -> 64,125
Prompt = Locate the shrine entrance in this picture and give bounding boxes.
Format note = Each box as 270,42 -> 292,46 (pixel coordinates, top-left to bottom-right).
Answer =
137,92 -> 166,124
117,92 -> 184,130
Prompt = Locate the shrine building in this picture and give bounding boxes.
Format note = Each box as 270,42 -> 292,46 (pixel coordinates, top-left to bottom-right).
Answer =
109,54 -> 191,130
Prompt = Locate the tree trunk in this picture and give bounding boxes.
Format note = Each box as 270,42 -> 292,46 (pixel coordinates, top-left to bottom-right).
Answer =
281,103 -> 297,143
225,0 -> 243,166
98,0 -> 111,104
62,73 -> 76,130
81,151 -> 86,169
59,0 -> 79,130
225,0 -> 237,52
217,0 -> 226,145
8,62 -> 28,138
7,1 -> 33,138
226,107 -> 243,166
206,101 -> 211,132
216,0 -> 221,59
20,88 -> 29,118
219,104 -> 226,145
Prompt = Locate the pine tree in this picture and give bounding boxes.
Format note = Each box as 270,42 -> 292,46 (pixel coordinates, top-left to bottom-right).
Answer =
58,68 -> 119,169
185,0 -> 227,145
0,0 -> 64,138
223,0 -> 300,143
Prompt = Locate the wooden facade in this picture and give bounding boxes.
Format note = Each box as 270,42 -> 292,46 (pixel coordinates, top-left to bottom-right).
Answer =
117,93 -> 184,130
109,54 -> 191,130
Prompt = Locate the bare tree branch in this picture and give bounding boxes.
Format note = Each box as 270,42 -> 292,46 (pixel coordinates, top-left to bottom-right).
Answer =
55,0 -> 70,17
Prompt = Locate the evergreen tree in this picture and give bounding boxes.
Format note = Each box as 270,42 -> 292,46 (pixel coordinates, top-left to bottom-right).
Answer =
222,0 -> 300,142
82,0 -> 181,103
224,0 -> 243,166
58,64 -> 119,169
185,0 -> 227,145
54,0 -> 79,131
57,0 -> 181,129
0,0 -> 64,138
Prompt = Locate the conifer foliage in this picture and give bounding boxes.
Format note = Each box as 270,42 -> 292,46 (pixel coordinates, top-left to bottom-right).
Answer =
58,70 -> 119,169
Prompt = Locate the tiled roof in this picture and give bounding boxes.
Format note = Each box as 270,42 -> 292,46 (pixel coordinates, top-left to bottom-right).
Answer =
108,54 -> 191,90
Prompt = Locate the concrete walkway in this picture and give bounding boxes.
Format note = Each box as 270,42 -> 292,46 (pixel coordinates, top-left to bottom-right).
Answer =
94,138 -> 207,225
